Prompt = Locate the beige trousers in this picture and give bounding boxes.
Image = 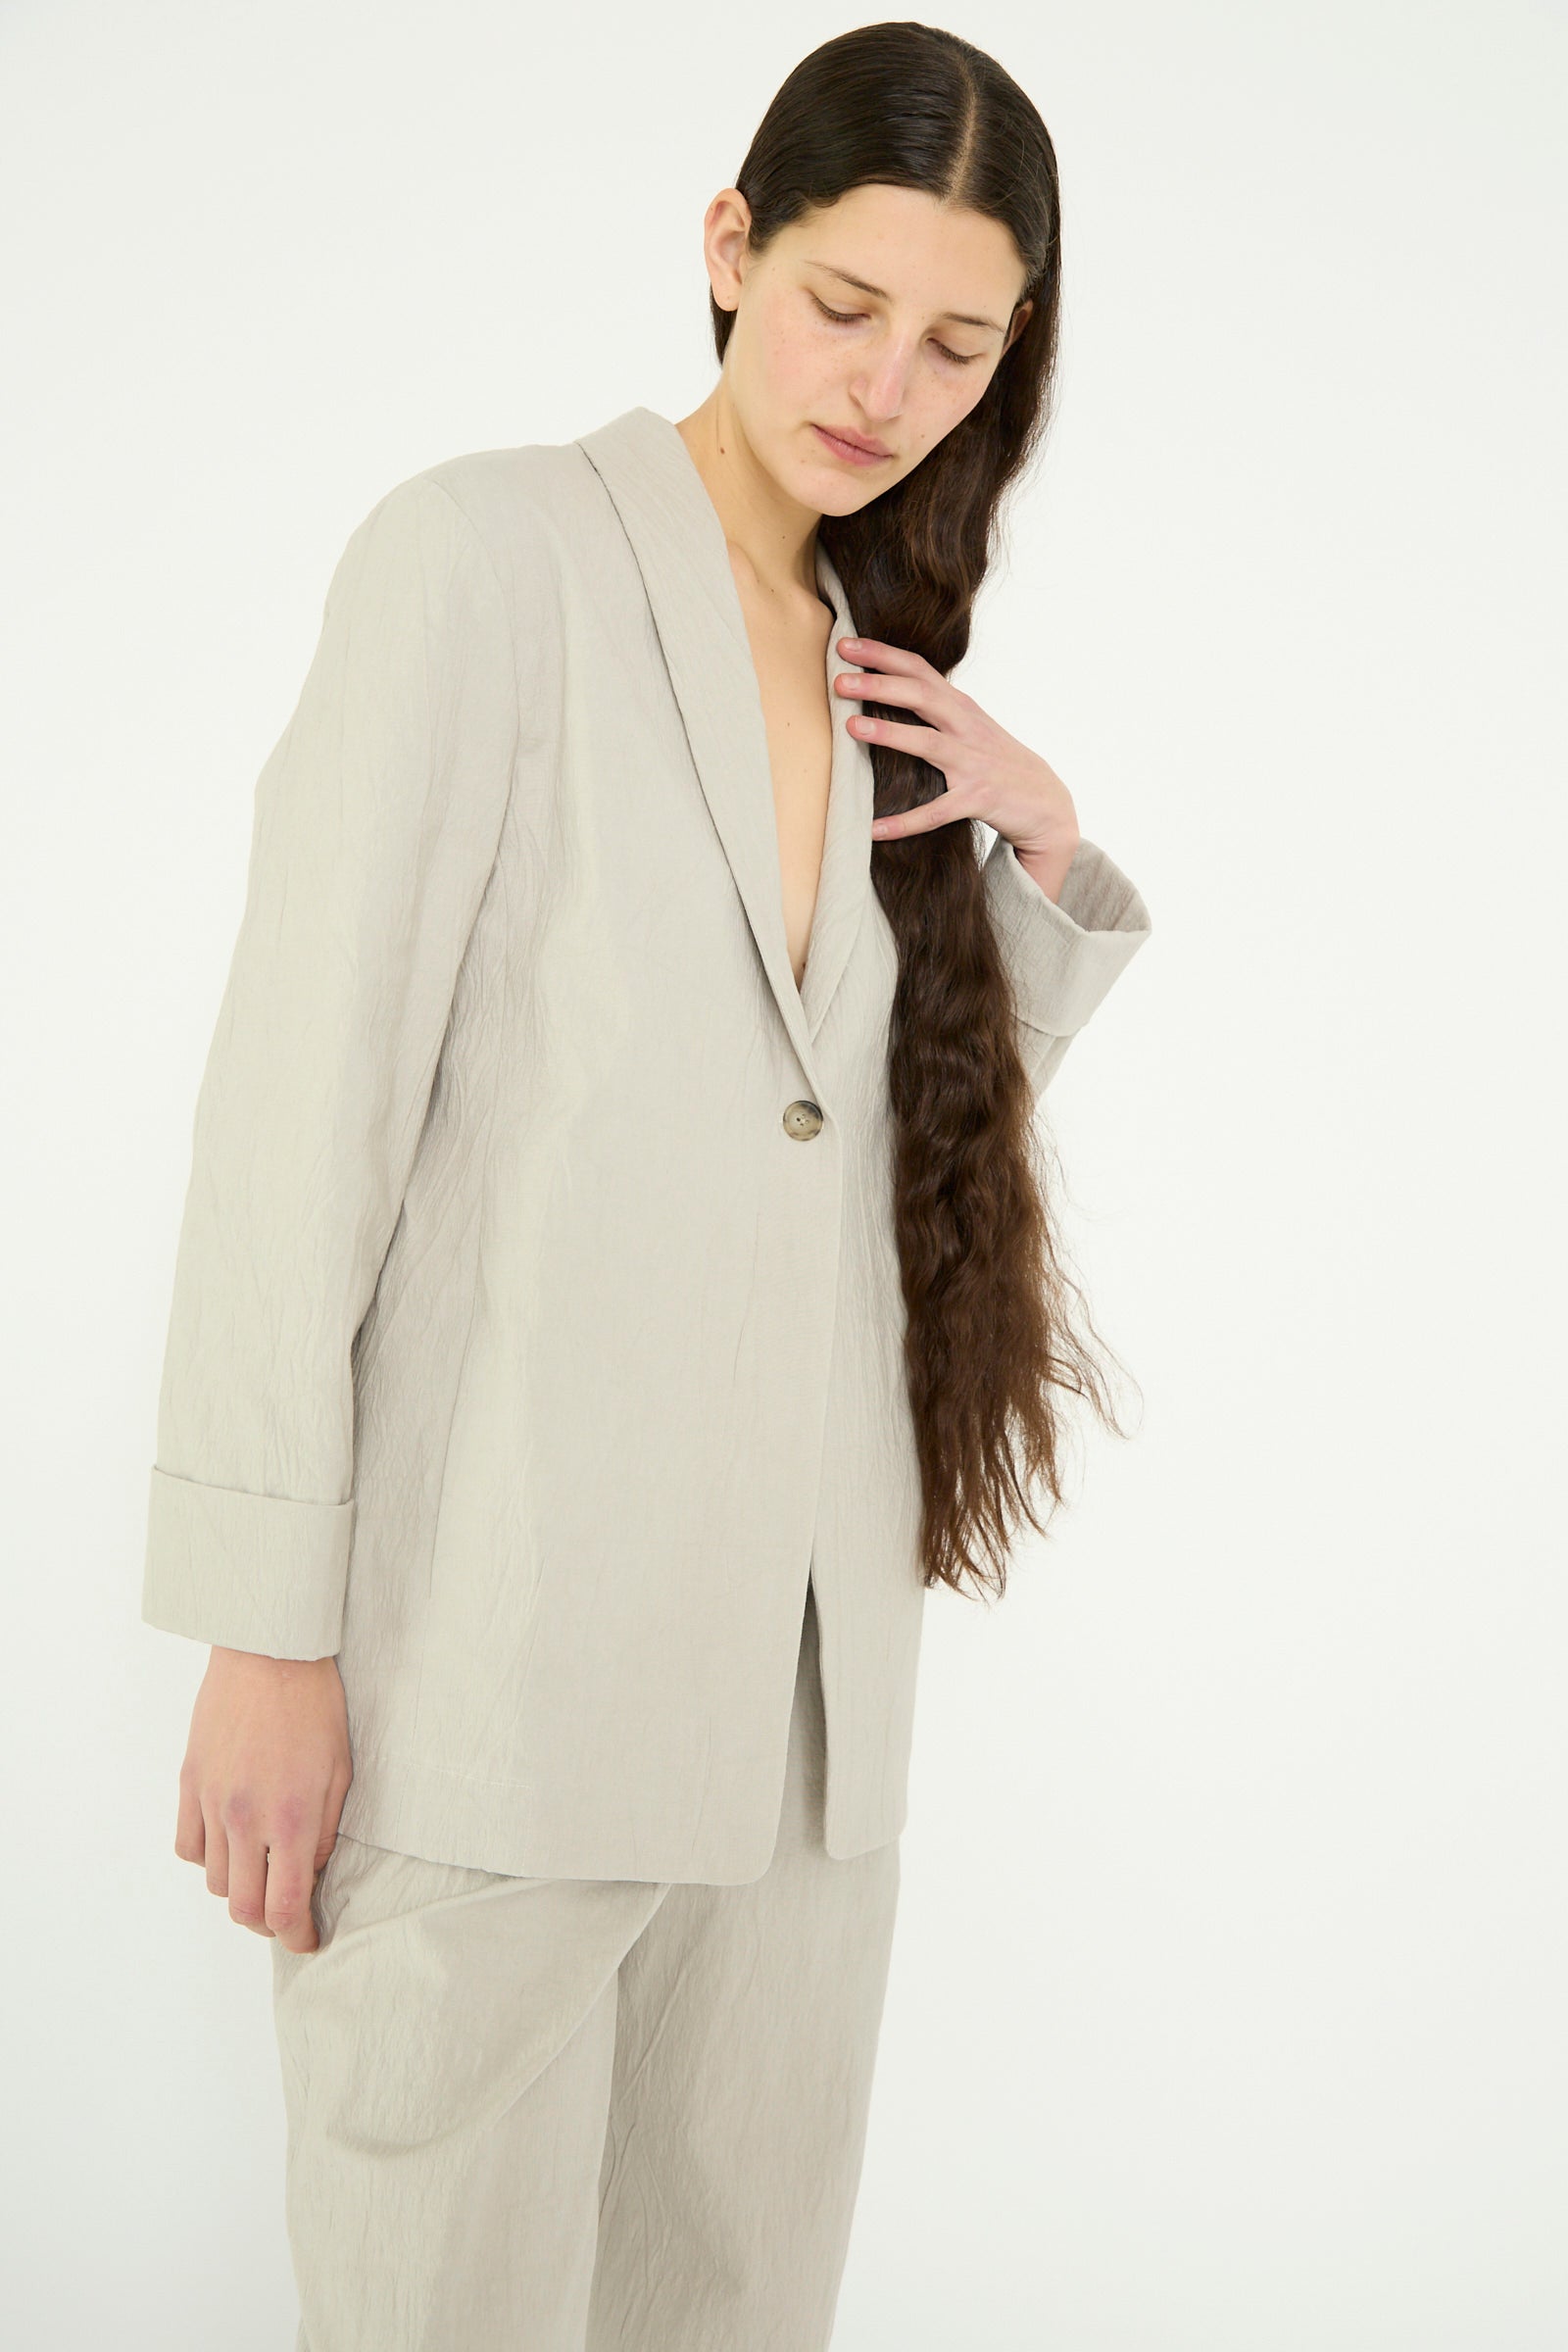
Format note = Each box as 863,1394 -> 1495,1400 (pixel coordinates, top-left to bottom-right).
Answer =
270,1584 -> 903,2349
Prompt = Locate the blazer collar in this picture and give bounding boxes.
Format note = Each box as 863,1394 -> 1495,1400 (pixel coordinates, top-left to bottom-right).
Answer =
574,405 -> 873,1070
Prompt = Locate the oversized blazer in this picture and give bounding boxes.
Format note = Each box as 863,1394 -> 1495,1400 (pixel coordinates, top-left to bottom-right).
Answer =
140,404 -> 1153,1884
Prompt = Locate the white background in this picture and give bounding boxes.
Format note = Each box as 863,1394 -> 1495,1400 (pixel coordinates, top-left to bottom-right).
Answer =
3,2 -> 1564,2344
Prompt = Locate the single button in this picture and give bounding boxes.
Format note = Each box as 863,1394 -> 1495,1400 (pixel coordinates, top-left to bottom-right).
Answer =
782,1098 -> 824,1141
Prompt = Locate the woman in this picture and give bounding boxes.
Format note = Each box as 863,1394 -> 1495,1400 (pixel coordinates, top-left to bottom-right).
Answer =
143,23 -> 1152,2347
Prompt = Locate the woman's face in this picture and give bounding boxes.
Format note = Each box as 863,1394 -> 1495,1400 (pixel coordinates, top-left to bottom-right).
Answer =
705,179 -> 1033,517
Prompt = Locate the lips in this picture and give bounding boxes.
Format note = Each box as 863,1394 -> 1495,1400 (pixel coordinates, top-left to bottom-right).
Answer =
812,422 -> 892,463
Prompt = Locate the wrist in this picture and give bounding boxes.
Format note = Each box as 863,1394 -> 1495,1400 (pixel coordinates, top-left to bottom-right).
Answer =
1009,831 -> 1079,906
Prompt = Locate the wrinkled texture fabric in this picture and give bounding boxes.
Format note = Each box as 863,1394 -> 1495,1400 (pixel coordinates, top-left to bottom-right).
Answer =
271,1586 -> 901,2350
141,404 -> 1154,1881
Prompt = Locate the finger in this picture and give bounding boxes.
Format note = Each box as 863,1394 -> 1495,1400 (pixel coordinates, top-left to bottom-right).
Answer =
225,1829 -> 276,1938
318,1772 -> 352,1866
847,712 -> 956,767
871,794 -> 974,841
834,667 -> 946,718
174,1767 -> 207,1866
836,635 -> 934,679
202,1803 -> 230,1897
266,1839 -> 321,1956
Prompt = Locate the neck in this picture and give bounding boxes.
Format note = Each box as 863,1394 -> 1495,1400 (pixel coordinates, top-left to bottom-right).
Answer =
673,388 -> 824,609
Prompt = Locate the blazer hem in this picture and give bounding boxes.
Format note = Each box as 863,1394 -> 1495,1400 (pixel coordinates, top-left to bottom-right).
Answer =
333,1741 -> 906,1885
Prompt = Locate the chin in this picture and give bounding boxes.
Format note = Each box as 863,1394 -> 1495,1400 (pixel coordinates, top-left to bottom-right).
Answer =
793,445 -> 871,505
815,482 -> 877,520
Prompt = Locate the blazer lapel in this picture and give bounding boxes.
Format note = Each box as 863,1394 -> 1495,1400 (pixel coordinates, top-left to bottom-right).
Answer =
800,546 -> 874,1042
575,406 -> 872,1069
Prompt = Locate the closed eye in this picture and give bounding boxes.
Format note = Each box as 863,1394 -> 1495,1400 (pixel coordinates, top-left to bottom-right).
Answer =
809,293 -> 982,368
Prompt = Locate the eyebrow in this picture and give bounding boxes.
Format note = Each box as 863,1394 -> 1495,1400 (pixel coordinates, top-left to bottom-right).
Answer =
805,259 -> 1007,338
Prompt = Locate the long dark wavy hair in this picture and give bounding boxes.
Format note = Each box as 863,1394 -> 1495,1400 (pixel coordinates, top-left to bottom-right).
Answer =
711,22 -> 1134,1601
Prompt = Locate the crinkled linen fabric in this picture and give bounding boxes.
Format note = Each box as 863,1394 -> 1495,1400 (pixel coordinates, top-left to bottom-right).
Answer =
140,405 -> 1154,1886
270,1583 -> 901,2351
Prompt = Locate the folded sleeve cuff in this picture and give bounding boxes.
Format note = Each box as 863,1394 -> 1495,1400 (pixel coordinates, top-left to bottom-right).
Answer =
142,1465 -> 354,1659
982,831 -> 1153,1037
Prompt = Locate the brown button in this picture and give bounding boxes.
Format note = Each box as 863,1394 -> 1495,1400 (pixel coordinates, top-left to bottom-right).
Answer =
782,1099 -> 824,1141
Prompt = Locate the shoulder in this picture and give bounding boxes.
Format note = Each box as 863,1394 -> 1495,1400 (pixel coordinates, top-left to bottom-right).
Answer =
329,439 -> 606,658
360,439 -> 601,579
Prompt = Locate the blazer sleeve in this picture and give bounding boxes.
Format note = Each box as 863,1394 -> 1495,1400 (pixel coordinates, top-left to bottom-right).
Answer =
141,473 -> 521,1660
981,828 -> 1153,1098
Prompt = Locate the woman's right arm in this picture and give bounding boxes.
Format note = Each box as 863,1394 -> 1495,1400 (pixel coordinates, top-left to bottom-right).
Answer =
146,472 -> 522,1947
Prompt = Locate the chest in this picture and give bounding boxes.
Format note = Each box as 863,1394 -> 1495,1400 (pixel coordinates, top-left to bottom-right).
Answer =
733,576 -> 837,991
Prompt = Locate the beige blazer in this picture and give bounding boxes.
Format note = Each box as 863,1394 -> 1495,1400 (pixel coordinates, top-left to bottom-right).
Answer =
141,404 -> 1152,1883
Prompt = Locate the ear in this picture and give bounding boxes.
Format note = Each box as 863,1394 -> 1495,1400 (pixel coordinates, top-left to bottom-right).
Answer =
1003,297 -> 1034,356
704,187 -> 753,315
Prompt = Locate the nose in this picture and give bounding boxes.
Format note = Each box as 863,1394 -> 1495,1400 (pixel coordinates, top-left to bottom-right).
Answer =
850,346 -> 912,425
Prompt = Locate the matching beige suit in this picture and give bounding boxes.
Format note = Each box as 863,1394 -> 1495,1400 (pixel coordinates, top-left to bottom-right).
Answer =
140,403 -> 1152,2341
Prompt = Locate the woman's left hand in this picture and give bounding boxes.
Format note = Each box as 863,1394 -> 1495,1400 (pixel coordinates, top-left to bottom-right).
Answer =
836,635 -> 1080,900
